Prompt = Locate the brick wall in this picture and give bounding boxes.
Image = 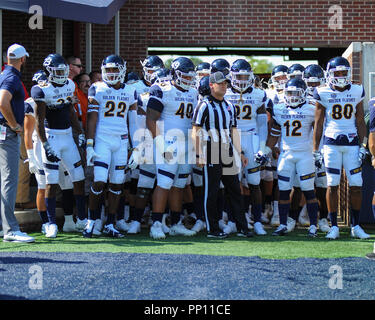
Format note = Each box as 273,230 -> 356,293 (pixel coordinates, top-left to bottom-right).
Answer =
4,0 -> 375,90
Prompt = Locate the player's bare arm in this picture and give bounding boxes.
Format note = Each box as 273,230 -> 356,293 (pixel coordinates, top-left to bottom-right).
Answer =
35,100 -> 48,143
86,97 -> 99,140
313,101 -> 325,152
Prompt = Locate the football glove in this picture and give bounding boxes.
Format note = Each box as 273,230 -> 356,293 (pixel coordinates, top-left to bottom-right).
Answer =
78,133 -> 86,148
86,146 -> 99,166
43,141 -> 60,163
26,149 -> 40,175
313,150 -> 323,169
128,148 -> 142,170
254,146 -> 271,166
358,146 -> 368,163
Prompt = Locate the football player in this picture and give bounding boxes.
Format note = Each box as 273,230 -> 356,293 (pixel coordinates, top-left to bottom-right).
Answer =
146,57 -> 198,239
266,78 -> 320,237
31,54 -> 87,238
313,56 -> 370,239
83,54 -> 138,238
224,59 -> 268,236
195,62 -> 211,83
303,64 -> 330,233
287,64 -> 305,80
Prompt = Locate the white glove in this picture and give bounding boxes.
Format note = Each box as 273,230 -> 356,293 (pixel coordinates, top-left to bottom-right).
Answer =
78,133 -> 86,148
313,150 -> 323,169
254,143 -> 271,165
26,149 -> 40,175
128,148 -> 142,170
86,145 -> 99,166
358,146 -> 368,163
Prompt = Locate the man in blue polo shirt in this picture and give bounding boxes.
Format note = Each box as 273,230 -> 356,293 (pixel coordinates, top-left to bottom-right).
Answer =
0,44 -> 34,242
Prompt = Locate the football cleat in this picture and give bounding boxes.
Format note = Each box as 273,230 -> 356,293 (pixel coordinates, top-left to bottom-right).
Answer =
236,230 -> 254,238
150,221 -> 166,239
308,225 -> 318,237
254,222 -> 267,235
116,219 -> 130,232
272,224 -> 288,236
41,223 -> 48,235
223,221 -> 237,235
103,224 -> 124,238
75,218 -> 87,231
286,217 -> 296,233
218,219 -> 227,231
63,215 -> 77,232
82,219 -> 95,238
169,223 -> 196,237
318,218 -> 331,233
127,221 -> 141,234
45,223 -> 58,238
326,226 -> 340,240
191,219 -> 206,233
207,231 -> 228,239
351,225 -> 370,239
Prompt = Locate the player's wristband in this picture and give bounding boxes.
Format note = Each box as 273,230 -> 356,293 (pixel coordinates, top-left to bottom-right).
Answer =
86,139 -> 94,147
26,149 -> 34,159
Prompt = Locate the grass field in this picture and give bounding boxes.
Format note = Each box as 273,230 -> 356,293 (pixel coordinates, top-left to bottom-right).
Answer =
1,227 -> 374,259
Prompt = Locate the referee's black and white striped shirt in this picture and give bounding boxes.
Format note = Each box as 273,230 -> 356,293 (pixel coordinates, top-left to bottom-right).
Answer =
192,95 -> 237,163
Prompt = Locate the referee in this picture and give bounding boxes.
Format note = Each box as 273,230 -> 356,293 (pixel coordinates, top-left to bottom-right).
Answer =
192,71 -> 253,238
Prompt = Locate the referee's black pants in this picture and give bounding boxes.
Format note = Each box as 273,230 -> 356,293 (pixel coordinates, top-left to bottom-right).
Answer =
202,163 -> 248,234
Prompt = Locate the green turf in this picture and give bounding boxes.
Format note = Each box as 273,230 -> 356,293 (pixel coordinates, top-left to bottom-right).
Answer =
1,227 -> 374,259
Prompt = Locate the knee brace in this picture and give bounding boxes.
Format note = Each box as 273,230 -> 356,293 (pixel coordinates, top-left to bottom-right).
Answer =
279,190 -> 291,201
303,190 -> 316,201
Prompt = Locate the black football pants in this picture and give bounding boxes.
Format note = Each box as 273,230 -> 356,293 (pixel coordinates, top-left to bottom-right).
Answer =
202,163 -> 248,233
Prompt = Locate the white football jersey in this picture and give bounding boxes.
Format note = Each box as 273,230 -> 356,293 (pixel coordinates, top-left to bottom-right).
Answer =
30,79 -> 76,129
314,84 -> 365,141
88,81 -> 137,136
272,101 -> 316,152
224,87 -> 267,133
129,80 -> 149,96
147,82 -> 198,135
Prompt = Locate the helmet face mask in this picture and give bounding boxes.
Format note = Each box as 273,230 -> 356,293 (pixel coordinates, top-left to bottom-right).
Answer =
231,71 -> 253,92
101,56 -> 126,85
303,64 -> 325,95
43,54 -> 69,85
272,73 -> 288,90
150,68 -> 171,85
326,57 -> 352,89
171,58 -> 196,90
140,56 -> 164,84
284,79 -> 307,107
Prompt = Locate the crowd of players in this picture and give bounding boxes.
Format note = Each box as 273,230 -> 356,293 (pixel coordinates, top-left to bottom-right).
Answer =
25,52 -> 371,240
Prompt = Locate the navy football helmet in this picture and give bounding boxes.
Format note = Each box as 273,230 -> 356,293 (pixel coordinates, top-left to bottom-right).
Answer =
195,62 -> 211,80
101,55 -> 126,85
211,58 -> 230,76
198,75 -> 210,97
140,55 -> 164,84
284,78 -> 307,107
170,57 -> 196,90
287,64 -> 305,80
126,71 -> 140,84
43,54 -> 69,85
230,59 -> 254,92
150,68 -> 171,85
326,56 -> 351,88
32,70 -> 48,85
271,65 -> 288,90
303,64 -> 325,95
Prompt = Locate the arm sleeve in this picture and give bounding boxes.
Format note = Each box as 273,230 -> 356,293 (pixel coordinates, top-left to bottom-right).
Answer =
256,113 -> 268,143
146,85 -> 164,113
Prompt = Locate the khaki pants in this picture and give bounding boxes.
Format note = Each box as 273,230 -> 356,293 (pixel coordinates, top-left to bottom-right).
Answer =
16,132 -> 30,203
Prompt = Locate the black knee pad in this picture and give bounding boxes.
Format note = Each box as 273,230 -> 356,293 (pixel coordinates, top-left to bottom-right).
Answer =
279,190 -> 291,201
130,178 -> 138,195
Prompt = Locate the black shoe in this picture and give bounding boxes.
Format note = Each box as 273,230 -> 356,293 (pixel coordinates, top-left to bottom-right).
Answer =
207,231 -> 228,239
272,225 -> 288,236
237,230 -> 254,238
82,220 -> 94,238
103,224 -> 124,238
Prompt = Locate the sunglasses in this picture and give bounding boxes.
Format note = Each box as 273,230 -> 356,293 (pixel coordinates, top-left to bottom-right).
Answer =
72,63 -> 83,69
